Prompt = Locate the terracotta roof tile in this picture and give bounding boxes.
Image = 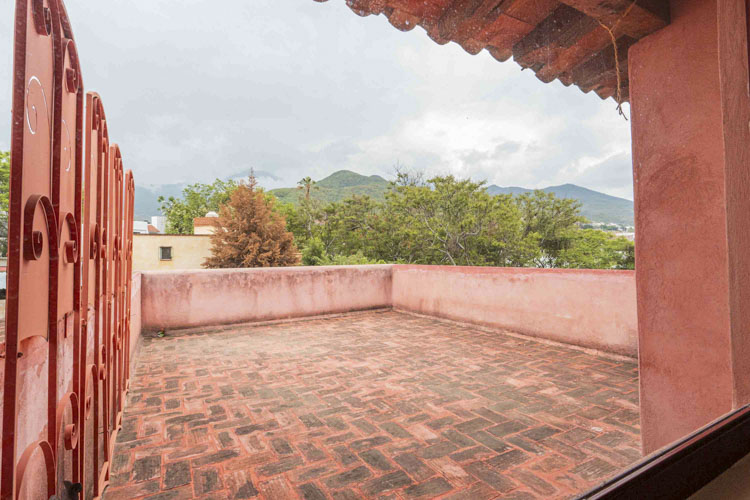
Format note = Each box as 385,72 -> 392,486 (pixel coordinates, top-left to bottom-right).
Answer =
314,0 -> 670,101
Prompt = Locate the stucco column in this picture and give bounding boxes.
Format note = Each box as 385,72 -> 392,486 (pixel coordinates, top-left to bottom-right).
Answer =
629,0 -> 750,453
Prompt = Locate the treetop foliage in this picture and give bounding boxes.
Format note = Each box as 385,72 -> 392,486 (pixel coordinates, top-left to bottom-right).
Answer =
156,167 -> 634,271
285,172 -> 633,270
159,178 -> 238,234
203,175 -> 299,268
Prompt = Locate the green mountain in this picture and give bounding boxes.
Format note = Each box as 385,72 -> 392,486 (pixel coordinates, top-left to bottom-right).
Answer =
270,171 -> 633,225
269,170 -> 389,205
486,183 -> 634,226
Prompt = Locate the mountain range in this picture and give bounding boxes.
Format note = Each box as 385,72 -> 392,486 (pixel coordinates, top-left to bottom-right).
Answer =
135,170 -> 634,226
485,183 -> 634,226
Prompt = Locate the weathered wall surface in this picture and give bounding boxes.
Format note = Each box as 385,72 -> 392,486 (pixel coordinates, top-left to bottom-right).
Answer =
140,265 -> 637,357
392,265 -> 637,357
129,272 -> 143,373
132,234 -> 212,272
141,265 -> 394,330
630,0 -> 750,453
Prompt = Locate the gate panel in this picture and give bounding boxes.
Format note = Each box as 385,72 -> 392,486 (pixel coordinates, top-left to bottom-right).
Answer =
3,1 -> 135,498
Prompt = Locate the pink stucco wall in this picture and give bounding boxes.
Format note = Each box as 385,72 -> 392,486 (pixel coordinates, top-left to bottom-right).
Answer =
140,265 -> 394,331
140,265 -> 637,357
392,265 -> 637,357
630,0 -> 750,453
129,272 -> 143,374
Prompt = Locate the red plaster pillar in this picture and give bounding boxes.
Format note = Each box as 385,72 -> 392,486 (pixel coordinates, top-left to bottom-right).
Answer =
629,0 -> 750,453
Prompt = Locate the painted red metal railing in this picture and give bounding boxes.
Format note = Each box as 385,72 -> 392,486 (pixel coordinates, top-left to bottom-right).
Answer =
3,0 -> 135,498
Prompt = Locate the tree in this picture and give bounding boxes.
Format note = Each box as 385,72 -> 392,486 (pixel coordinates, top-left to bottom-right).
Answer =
320,195 -> 380,256
158,178 -> 237,234
297,176 -> 317,201
382,175 -> 538,266
296,177 -> 321,240
301,236 -> 383,266
0,151 -> 9,256
367,176 -> 428,264
204,176 -> 299,268
278,174 -> 566,267
301,236 -> 327,266
271,169 -> 632,271
516,191 -> 584,267
275,202 -> 307,243
557,229 -> 635,269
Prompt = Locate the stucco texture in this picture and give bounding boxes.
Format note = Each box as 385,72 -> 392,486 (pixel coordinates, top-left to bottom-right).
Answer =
132,234 -> 212,272
140,265 -> 636,357
630,0 -> 750,453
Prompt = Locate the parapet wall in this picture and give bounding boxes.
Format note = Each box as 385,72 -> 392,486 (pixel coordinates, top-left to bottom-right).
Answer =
140,264 -> 637,356
392,265 -> 637,357
141,265 -> 394,330
130,272 -> 143,373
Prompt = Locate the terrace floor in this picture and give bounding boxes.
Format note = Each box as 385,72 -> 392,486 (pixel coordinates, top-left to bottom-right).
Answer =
103,310 -> 641,500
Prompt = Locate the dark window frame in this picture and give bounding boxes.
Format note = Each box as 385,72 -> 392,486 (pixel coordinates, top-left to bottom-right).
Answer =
159,246 -> 172,261
579,404 -> 750,499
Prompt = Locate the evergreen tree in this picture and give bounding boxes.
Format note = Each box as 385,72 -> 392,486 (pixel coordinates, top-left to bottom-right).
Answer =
204,175 -> 299,268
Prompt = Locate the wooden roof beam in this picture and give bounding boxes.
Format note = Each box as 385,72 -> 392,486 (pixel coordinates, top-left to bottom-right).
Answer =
483,0 -> 559,61
512,4 -> 598,67
569,36 -> 634,87
556,0 -> 669,37
568,35 -> 635,100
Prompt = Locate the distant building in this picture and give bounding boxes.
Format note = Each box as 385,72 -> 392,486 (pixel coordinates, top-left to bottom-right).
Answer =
193,211 -> 219,235
132,234 -> 212,271
133,220 -> 161,234
132,212 -> 220,271
615,232 -> 636,242
151,215 -> 166,233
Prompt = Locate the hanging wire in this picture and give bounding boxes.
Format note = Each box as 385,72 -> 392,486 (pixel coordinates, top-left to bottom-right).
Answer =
598,0 -> 639,120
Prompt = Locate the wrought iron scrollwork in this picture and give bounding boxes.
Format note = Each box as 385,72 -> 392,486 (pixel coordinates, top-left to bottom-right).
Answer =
3,1 -> 135,498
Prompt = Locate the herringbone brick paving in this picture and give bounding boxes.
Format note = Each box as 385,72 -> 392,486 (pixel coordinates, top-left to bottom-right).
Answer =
103,310 -> 641,499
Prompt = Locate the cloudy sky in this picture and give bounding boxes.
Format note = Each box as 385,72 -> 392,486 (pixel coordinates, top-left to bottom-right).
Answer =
0,0 -> 634,199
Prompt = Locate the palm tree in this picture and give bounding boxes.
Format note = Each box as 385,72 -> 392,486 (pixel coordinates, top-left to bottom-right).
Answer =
297,176 -> 316,201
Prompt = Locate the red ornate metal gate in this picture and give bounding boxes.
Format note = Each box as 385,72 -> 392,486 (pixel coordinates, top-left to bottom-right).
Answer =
3,0 -> 135,498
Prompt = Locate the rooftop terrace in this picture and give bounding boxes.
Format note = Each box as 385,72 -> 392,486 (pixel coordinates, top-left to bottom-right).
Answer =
104,310 -> 639,499
6,0 -> 750,497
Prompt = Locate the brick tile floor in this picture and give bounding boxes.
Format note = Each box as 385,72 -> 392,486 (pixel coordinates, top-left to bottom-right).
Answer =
103,310 -> 641,499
